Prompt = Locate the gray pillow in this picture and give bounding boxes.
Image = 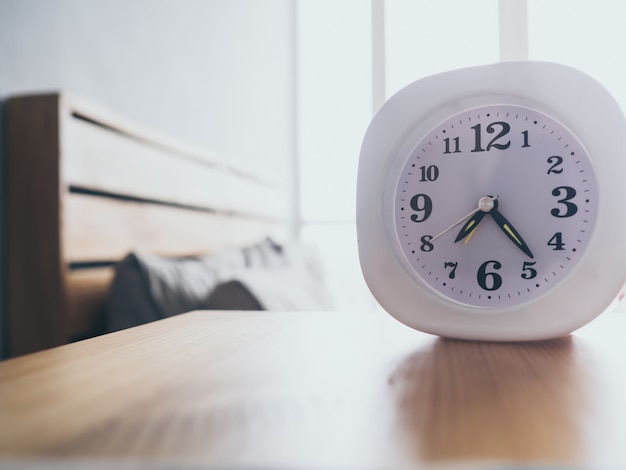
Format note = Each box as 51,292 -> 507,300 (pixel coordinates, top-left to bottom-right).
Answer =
203,279 -> 264,310
207,267 -> 334,311
105,252 -> 223,332
105,238 -> 334,332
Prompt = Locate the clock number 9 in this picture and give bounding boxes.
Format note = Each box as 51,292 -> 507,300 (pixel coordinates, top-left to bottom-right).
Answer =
410,194 -> 433,222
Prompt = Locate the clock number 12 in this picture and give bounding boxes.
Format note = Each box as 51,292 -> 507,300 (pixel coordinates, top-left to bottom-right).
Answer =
471,122 -> 511,152
444,121 -> 531,154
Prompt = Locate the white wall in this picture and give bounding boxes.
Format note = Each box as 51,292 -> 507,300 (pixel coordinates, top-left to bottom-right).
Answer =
0,0 -> 297,183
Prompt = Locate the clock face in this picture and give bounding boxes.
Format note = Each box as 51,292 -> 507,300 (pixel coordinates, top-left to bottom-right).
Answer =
394,103 -> 599,308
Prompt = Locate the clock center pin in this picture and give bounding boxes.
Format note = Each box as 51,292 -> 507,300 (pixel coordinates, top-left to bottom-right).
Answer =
478,195 -> 497,212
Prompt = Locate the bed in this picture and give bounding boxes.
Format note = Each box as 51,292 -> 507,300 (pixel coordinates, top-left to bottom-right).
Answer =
4,92 -> 303,358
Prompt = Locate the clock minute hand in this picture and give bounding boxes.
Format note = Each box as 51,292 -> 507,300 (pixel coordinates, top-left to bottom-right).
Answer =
490,209 -> 534,259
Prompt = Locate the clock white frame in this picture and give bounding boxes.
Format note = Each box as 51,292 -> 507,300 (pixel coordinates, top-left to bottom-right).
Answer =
357,61 -> 626,341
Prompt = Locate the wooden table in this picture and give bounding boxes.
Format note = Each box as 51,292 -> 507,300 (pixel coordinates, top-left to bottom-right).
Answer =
1,309 -> 626,468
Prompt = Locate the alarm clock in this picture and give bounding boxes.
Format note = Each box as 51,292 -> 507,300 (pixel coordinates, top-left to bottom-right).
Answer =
357,61 -> 626,341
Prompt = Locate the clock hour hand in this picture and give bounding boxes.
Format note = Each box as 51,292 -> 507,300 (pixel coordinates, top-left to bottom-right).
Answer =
432,195 -> 497,243
453,195 -> 497,243
454,210 -> 487,243
490,209 -> 534,259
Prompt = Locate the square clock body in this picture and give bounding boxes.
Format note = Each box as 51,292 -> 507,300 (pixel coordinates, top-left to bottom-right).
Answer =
357,61 -> 626,341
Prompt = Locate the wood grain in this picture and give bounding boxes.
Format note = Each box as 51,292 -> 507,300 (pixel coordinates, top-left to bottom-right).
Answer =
1,310 -> 625,467
63,193 -> 229,261
65,268 -> 114,340
63,194 -> 280,262
64,117 -> 285,219
6,94 -> 67,357
5,92 -> 286,357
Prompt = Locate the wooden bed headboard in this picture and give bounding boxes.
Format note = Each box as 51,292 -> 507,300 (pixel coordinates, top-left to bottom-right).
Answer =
5,92 -> 287,358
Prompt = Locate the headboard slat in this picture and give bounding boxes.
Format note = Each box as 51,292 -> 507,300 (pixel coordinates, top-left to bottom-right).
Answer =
64,115 -> 285,219
63,193 -> 231,262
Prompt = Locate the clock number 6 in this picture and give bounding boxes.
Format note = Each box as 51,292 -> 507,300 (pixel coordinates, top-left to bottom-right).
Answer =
477,260 -> 503,291
551,186 -> 578,218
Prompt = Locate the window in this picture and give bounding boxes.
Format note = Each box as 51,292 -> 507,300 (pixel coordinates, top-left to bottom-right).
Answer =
385,0 -> 498,97
297,0 -> 626,313
297,0 -> 373,312
528,0 -> 626,111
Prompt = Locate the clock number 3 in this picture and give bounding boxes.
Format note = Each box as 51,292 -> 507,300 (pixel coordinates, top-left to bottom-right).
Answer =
551,186 -> 578,218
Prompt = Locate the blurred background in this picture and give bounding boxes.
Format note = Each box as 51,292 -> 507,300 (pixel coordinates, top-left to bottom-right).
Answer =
2,0 -> 626,329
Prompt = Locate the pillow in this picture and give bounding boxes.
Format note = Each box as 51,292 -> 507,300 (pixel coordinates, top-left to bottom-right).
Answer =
105,238 -> 334,333
202,279 -> 264,310
105,252 -> 223,333
206,266 -> 334,311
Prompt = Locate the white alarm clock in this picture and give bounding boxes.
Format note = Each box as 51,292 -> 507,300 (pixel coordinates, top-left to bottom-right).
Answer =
357,61 -> 626,341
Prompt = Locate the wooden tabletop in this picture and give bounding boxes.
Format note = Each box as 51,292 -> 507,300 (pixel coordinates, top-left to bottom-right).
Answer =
1,309 -> 626,468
